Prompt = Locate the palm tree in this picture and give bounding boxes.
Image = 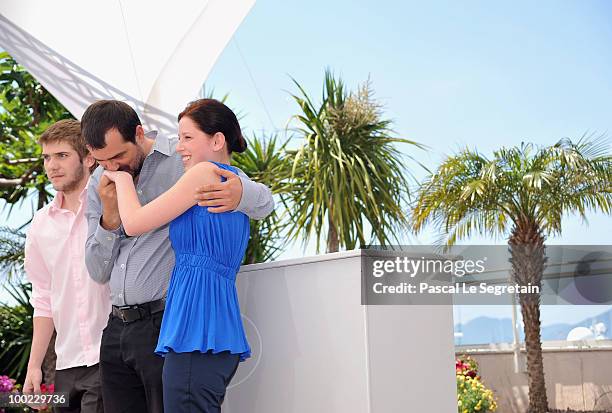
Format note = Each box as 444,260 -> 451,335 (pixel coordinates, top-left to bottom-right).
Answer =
232,134 -> 293,264
289,70 -> 423,253
412,136 -> 612,413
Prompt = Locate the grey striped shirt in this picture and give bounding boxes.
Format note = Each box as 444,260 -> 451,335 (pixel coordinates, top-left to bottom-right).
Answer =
85,132 -> 274,306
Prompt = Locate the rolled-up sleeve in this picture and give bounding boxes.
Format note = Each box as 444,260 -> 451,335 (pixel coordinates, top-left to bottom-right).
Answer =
235,170 -> 274,220
85,172 -> 122,284
24,231 -> 52,318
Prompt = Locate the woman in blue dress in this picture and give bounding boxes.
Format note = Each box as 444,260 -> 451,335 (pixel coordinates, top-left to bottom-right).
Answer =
104,99 -> 251,412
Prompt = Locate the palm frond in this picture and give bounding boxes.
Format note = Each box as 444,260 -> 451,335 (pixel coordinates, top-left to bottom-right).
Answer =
287,70 -> 424,252
412,135 -> 612,245
232,134 -> 293,263
0,226 -> 26,278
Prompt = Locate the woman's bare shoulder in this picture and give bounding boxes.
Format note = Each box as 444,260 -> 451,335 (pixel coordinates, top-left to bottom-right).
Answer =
182,161 -> 221,185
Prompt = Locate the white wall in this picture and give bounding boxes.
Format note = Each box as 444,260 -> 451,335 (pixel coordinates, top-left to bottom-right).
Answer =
225,251 -> 457,413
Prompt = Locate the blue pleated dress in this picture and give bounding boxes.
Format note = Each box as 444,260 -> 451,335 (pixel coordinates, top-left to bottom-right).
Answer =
155,162 -> 251,361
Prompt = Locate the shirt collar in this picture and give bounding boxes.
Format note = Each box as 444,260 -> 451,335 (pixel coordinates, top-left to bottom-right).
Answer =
48,179 -> 89,214
49,191 -> 64,212
146,130 -> 172,157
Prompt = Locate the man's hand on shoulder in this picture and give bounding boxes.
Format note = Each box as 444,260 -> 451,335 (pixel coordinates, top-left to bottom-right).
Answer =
194,166 -> 242,213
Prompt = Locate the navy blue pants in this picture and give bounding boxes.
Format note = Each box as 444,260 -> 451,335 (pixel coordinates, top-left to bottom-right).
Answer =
162,351 -> 240,413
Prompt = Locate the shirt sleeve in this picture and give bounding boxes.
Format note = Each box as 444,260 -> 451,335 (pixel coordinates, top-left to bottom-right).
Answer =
24,228 -> 53,318
234,168 -> 275,220
85,172 -> 122,284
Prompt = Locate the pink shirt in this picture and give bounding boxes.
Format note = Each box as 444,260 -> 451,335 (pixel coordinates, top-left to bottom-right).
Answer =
25,184 -> 111,370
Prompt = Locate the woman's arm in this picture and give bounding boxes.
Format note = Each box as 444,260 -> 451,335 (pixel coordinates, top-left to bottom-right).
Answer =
106,161 -> 220,236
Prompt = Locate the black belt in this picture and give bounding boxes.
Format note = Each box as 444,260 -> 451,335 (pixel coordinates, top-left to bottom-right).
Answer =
112,298 -> 166,323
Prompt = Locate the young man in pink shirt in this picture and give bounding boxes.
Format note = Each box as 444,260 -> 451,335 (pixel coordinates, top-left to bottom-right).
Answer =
23,119 -> 111,412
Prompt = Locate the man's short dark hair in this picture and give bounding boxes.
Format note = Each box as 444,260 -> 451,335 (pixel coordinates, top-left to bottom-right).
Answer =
81,100 -> 142,149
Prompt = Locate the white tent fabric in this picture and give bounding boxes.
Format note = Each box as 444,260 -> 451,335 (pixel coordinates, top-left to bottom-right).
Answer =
0,0 -> 255,137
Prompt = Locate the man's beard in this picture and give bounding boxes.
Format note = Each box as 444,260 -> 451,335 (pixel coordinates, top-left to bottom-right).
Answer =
53,164 -> 85,194
119,147 -> 146,178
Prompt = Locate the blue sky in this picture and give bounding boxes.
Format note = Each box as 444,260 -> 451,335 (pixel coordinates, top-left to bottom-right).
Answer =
202,0 -> 612,249
1,0 -> 611,333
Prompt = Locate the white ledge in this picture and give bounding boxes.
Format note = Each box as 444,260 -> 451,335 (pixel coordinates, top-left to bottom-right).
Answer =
239,249 -> 363,273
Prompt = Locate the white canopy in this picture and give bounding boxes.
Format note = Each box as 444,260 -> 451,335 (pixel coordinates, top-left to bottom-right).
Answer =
0,0 -> 255,136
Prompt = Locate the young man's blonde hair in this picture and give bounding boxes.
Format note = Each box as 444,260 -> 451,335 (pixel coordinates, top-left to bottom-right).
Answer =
38,119 -> 96,171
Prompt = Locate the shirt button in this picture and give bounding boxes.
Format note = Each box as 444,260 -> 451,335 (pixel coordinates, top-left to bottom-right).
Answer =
107,236 -> 112,241
137,190 -> 143,195
104,261 -> 109,265
118,293 -> 123,298
120,264 -> 125,269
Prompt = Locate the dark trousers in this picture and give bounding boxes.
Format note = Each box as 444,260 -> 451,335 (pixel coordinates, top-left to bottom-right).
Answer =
99,312 -> 164,413
54,364 -> 103,413
162,351 -> 240,413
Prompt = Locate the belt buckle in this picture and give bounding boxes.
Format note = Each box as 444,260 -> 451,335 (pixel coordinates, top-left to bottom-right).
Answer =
118,305 -> 136,323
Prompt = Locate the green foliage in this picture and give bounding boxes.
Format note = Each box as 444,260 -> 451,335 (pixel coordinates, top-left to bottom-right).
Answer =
0,281 -> 33,384
456,375 -> 497,413
232,134 -> 292,264
412,135 -> 612,245
414,136 -> 612,413
288,69 -> 423,252
0,51 -> 73,209
199,83 -> 230,104
456,355 -> 497,412
0,227 -> 26,282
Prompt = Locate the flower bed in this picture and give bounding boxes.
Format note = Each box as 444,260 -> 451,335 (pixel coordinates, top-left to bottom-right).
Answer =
456,355 -> 497,413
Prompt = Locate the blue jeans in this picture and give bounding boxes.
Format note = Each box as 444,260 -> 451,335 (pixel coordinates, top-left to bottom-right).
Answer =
162,350 -> 240,413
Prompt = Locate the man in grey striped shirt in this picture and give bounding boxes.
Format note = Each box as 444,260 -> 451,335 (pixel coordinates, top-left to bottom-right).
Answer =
82,100 -> 273,413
